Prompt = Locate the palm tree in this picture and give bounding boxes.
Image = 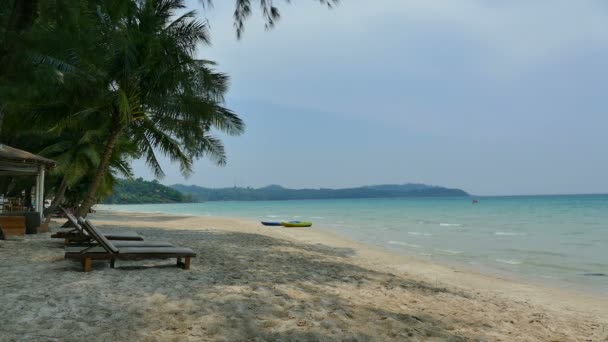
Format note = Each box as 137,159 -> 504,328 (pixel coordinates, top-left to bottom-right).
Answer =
38,128 -> 138,215
26,0 -> 244,217
228,0 -> 339,38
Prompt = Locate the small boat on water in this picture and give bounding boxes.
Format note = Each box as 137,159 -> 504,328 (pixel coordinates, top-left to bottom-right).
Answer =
261,221 -> 282,226
281,221 -> 312,227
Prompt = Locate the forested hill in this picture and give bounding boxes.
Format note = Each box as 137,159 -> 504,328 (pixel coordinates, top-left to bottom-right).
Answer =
104,178 -> 192,204
171,184 -> 469,202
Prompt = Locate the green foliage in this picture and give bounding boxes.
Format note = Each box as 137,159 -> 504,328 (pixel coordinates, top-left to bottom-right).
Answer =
105,178 -> 192,204
1,0 -> 339,213
172,184 -> 470,202
1,0 -> 244,215
200,0 -> 338,38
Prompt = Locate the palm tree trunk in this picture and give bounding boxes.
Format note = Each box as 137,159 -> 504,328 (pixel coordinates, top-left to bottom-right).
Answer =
44,175 -> 68,216
42,175 -> 69,227
76,120 -> 124,218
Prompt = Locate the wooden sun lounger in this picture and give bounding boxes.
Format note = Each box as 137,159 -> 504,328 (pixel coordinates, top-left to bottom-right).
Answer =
51,208 -> 143,244
66,239 -> 174,248
65,218 -> 195,272
74,219 -> 173,248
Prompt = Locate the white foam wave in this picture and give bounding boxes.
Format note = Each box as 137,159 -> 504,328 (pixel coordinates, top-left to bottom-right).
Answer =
388,241 -> 422,248
435,248 -> 462,254
408,231 -> 433,236
310,216 -> 324,219
440,223 -> 462,227
495,232 -> 526,236
267,215 -> 281,218
495,259 -> 522,265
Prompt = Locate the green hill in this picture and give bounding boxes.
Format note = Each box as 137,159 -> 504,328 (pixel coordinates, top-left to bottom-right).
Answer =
105,178 -> 192,204
171,183 -> 469,202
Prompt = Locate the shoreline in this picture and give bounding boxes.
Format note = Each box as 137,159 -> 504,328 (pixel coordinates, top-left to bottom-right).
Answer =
98,206 -> 607,299
95,209 -> 608,318
1,209 -> 606,340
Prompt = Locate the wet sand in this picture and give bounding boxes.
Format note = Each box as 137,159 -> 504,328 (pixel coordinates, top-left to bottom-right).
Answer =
0,211 -> 606,341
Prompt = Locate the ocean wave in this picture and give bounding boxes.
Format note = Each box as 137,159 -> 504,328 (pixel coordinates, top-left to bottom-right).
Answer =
388,241 -> 422,248
495,232 -> 526,236
439,223 -> 462,227
310,216 -> 325,219
408,232 -> 433,236
434,248 -> 462,254
266,215 -> 281,218
495,259 -> 522,265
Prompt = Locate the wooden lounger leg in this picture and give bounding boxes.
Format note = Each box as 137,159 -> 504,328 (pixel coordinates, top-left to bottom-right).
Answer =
177,257 -> 182,266
184,256 -> 191,270
83,257 -> 92,272
110,259 -> 115,268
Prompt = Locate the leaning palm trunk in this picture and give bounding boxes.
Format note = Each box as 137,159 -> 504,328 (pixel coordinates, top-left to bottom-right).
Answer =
76,119 -> 124,218
42,175 -> 69,227
44,175 -> 68,217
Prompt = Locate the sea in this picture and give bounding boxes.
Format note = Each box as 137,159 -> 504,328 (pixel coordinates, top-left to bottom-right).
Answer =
98,195 -> 608,295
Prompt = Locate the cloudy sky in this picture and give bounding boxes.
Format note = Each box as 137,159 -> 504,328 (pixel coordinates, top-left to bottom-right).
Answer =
132,0 -> 608,196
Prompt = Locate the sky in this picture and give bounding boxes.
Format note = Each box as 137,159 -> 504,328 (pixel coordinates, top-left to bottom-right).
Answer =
132,0 -> 608,196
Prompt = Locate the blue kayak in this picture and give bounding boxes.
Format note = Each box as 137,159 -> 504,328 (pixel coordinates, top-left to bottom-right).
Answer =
261,221 -> 282,226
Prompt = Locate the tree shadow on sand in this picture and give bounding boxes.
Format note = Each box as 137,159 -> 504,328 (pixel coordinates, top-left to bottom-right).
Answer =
0,223 -> 485,341
90,223 -> 475,341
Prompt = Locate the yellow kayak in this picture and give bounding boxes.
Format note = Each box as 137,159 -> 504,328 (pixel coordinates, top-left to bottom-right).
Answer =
281,221 -> 312,227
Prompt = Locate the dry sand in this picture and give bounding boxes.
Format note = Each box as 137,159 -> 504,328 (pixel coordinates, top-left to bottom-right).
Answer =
0,211 -> 606,341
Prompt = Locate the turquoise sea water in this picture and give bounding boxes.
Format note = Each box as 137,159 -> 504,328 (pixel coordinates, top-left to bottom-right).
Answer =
99,195 -> 608,294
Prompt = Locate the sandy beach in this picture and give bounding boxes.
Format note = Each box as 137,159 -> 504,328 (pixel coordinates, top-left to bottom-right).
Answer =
0,211 -> 606,341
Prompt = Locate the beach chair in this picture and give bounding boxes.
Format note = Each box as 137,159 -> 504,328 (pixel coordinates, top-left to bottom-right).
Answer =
72,218 -> 173,247
65,218 -> 196,272
51,208 -> 143,244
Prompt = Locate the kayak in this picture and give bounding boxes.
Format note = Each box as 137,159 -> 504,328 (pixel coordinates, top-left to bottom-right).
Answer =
281,221 -> 312,228
261,221 -> 282,226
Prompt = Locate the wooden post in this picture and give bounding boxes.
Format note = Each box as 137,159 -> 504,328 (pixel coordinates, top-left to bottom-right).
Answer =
83,257 -> 92,272
110,259 -> 115,268
184,257 -> 191,270
35,168 -> 41,215
39,166 -> 45,221
33,165 -> 46,220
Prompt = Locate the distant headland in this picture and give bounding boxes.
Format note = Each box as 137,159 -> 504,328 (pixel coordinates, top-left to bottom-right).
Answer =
104,179 -> 469,204
170,183 -> 469,203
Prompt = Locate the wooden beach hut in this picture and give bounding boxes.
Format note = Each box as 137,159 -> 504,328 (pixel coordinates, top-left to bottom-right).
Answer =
0,144 -> 56,236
